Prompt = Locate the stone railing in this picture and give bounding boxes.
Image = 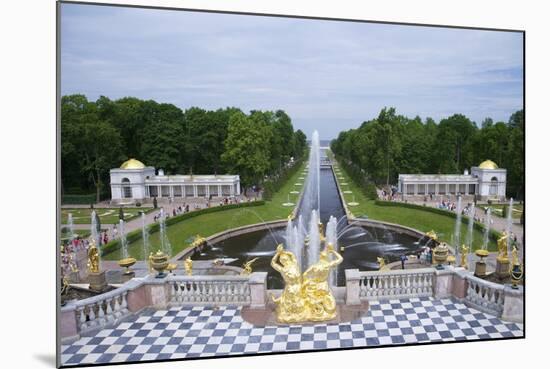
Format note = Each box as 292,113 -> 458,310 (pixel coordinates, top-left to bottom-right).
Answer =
348,268 -> 435,302
168,275 -> 252,306
463,273 -> 505,317
60,272 -> 267,343
345,267 -> 523,324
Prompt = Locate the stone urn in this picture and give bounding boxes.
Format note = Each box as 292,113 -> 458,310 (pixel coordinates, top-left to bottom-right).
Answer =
510,264 -> 523,289
474,249 -> 489,277
151,250 -> 169,278
433,242 -> 449,270
118,257 -> 136,275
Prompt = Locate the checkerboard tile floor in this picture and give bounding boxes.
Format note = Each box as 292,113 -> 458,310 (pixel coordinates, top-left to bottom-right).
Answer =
61,297 -> 523,366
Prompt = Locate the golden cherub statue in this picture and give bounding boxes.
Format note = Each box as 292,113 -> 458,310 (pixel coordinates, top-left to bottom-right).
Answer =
148,252 -> 154,273
60,275 -> 70,296
241,257 -> 259,275
511,245 -> 520,266
497,231 -> 509,261
460,244 -> 468,268
184,257 -> 193,276
271,244 -> 308,323
301,243 -> 343,321
87,238 -> 100,273
426,230 -> 438,241
377,256 -> 390,271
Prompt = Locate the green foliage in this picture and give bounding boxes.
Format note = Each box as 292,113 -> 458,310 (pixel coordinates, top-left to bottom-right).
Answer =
221,111 -> 272,188
62,94 -> 306,198
101,201 -> 265,257
118,207 -> 124,221
61,194 -> 96,205
331,108 -> 525,199
374,200 -> 500,242
262,154 -> 306,200
365,183 -> 378,200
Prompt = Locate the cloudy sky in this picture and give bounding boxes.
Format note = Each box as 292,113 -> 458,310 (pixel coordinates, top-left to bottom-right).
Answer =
61,3 -> 523,140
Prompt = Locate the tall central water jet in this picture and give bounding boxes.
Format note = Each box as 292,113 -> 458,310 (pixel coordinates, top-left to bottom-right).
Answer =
298,130 -> 321,226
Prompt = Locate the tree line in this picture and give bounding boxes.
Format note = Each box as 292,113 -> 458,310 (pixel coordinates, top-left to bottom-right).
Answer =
61,95 -> 308,201
330,107 -> 524,199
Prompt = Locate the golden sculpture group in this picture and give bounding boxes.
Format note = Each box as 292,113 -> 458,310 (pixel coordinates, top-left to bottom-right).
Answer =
271,242 -> 343,323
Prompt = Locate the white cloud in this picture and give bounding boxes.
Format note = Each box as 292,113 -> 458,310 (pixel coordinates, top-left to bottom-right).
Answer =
61,3 -> 523,139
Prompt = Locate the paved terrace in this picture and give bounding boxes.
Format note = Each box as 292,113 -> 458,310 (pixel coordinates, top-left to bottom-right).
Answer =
61,296 -> 523,366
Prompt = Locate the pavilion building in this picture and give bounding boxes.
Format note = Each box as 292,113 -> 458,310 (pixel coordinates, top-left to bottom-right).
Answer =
397,160 -> 507,201
110,159 -> 241,204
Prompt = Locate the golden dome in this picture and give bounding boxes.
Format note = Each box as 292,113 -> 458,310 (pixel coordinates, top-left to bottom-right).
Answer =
120,158 -> 146,169
478,160 -> 498,170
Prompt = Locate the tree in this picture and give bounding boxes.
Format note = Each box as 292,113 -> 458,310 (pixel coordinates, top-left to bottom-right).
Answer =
221,112 -> 272,188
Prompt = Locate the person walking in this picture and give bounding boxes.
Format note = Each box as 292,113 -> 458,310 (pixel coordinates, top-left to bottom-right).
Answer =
400,254 -> 408,270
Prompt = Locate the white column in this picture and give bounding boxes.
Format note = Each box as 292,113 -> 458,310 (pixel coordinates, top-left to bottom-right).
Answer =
193,185 -> 197,197
180,185 -> 184,198
414,183 -> 418,195
237,181 -> 241,195
218,185 -> 222,197
445,183 -> 449,195
169,186 -> 174,198
205,185 -> 210,198
157,185 -> 161,198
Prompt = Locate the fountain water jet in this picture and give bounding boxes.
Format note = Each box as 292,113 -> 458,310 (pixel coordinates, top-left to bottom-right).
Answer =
119,219 -> 128,259
506,198 -> 514,257
141,212 -> 150,261
159,208 -> 172,257
482,207 -> 492,251
452,196 -> 462,266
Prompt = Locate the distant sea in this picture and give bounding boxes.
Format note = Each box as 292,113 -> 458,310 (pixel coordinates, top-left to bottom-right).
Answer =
307,139 -> 333,146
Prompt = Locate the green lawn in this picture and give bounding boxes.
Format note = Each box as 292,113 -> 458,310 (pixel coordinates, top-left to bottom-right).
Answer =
334,162 -> 498,251
61,207 -> 153,225
103,162 -> 306,260
476,204 -> 523,219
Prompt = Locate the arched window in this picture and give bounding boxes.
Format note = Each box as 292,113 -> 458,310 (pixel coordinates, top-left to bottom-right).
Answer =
121,178 -> 132,198
489,176 -> 498,196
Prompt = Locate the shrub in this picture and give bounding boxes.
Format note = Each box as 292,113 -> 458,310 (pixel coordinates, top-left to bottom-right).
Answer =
101,200 -> 266,257
365,183 -> 378,200
262,156 -> 305,201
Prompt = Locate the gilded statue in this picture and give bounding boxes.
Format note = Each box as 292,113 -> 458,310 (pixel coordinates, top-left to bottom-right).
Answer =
184,257 -> 193,276
271,244 -> 308,323
241,257 -> 259,275
511,245 -> 520,266
148,252 -> 154,273
301,243 -> 343,321
460,244 -> 468,268
87,239 -> 100,273
377,256 -> 390,271
497,231 -> 509,261
426,230 -> 438,241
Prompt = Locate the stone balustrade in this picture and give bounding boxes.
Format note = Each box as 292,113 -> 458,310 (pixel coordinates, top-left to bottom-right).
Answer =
463,274 -> 505,317
60,272 -> 267,343
356,268 -> 435,301
345,266 -> 522,324
169,276 -> 252,306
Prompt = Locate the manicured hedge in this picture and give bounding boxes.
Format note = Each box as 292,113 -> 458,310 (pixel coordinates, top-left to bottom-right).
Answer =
262,153 -> 306,200
335,155 -> 378,200
62,194 -> 96,205
374,200 -> 501,242
101,200 -> 265,257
